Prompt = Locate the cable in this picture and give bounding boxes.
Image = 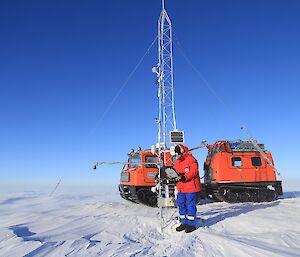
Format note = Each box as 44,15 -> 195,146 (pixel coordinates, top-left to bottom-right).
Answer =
174,41 -> 228,109
89,36 -> 158,136
172,34 -> 247,131
49,177 -> 63,197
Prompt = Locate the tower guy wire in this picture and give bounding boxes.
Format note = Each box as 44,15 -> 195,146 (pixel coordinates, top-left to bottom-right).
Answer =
89,36 -> 158,136
49,177 -> 63,197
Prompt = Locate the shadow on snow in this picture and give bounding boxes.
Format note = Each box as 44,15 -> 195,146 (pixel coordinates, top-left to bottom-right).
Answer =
196,201 -> 280,228
282,191 -> 300,199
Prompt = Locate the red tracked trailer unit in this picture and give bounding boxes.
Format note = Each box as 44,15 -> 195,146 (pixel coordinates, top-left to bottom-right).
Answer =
203,140 -> 283,203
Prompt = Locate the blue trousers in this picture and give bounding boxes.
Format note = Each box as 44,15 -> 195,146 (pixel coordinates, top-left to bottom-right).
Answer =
176,192 -> 198,226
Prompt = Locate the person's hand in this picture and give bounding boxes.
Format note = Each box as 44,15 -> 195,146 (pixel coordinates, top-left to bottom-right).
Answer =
177,174 -> 186,182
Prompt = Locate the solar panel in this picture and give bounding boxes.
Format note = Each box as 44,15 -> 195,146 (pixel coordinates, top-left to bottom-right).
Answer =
170,131 -> 184,144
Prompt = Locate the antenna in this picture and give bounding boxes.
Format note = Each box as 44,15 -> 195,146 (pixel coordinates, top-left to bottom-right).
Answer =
240,126 -> 280,176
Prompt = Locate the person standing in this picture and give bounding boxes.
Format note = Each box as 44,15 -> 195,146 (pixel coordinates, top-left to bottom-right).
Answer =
173,144 -> 201,233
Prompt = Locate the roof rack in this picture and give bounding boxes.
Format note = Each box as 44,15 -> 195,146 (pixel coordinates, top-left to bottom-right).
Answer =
229,140 -> 265,152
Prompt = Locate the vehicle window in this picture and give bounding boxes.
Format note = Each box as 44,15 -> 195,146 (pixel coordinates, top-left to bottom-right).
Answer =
251,157 -> 262,166
129,155 -> 141,168
232,157 -> 242,167
145,156 -> 158,168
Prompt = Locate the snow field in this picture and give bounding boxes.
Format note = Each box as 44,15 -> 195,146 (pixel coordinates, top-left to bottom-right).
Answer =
0,184 -> 299,257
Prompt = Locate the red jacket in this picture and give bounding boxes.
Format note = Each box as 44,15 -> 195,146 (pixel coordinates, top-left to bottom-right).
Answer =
173,144 -> 202,193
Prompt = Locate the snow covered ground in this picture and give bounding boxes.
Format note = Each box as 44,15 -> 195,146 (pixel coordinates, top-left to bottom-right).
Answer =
0,181 -> 300,257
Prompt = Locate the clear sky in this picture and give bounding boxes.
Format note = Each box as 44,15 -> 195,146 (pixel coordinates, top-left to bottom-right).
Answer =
1,0 -> 299,186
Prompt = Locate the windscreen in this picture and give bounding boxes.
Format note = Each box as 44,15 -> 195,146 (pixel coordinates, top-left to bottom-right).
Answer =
128,155 -> 141,168
145,156 -> 158,168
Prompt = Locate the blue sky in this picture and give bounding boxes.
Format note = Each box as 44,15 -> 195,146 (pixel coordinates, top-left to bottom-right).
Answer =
0,0 -> 299,186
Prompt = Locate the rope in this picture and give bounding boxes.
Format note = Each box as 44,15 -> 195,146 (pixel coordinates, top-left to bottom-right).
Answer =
89,36 -> 158,135
174,41 -> 228,109
172,34 -> 247,131
49,177 -> 63,197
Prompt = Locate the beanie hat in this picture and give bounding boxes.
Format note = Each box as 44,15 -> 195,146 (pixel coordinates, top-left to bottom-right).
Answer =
175,145 -> 184,155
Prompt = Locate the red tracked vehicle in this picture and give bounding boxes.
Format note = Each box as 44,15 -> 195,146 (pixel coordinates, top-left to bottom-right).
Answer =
203,140 -> 283,203
118,148 -> 175,207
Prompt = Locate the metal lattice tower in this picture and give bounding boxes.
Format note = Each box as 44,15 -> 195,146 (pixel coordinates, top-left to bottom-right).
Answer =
152,0 -> 179,232
153,0 -> 177,155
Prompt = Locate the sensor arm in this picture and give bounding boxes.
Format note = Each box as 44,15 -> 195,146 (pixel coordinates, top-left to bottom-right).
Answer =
189,145 -> 206,152
93,162 -> 160,170
189,140 -> 208,152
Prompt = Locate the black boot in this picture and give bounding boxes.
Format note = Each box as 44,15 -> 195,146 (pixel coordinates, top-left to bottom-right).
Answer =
176,224 -> 186,232
185,224 -> 196,233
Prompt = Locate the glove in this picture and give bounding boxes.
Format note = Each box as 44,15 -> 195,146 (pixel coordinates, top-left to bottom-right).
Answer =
177,174 -> 186,182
